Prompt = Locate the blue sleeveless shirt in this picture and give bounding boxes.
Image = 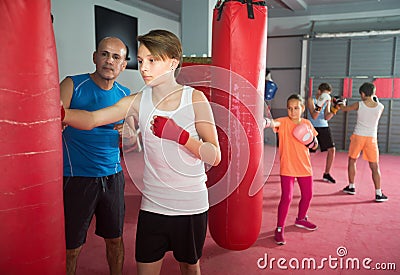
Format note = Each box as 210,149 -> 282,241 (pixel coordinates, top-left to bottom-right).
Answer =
62,73 -> 130,177
308,97 -> 329,128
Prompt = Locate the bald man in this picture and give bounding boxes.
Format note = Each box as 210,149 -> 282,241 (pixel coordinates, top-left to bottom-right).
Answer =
60,37 -> 130,275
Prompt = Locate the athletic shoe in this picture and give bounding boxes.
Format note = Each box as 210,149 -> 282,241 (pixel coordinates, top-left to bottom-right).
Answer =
323,173 -> 336,183
274,227 -> 286,245
295,217 -> 318,231
343,185 -> 356,195
375,194 -> 388,202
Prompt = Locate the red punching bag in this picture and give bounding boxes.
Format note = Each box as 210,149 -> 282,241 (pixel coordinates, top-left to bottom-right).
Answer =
0,1 -> 65,274
207,0 -> 268,250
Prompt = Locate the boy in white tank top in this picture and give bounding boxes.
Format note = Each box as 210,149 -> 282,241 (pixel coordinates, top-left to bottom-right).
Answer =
63,29 -> 221,274
338,82 -> 387,202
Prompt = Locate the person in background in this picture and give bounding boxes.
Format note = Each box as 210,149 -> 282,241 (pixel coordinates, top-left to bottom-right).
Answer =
307,83 -> 337,183
62,29 -> 221,275
61,37 -> 130,275
339,82 -> 388,202
272,94 -> 319,245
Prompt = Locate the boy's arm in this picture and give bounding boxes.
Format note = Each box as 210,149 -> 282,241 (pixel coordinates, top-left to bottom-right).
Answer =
60,77 -> 73,109
324,100 -> 334,121
63,95 -> 136,130
307,97 -> 319,120
188,90 -> 221,166
60,77 -> 74,130
339,101 -> 359,112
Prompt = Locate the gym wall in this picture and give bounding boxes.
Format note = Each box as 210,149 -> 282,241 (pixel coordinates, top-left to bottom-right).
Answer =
307,35 -> 400,154
51,0 -> 180,93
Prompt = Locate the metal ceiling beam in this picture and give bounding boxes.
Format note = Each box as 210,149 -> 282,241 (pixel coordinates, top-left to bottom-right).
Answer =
277,0 -> 308,11
314,29 -> 400,38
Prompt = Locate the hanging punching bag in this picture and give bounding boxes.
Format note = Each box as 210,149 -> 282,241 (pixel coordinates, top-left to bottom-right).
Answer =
207,0 -> 268,250
0,1 -> 65,273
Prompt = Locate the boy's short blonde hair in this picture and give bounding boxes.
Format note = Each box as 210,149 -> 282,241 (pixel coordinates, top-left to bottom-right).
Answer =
137,29 -> 182,69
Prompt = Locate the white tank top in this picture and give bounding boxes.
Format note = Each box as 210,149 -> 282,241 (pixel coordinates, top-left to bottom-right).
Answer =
354,100 -> 384,138
138,85 -> 208,215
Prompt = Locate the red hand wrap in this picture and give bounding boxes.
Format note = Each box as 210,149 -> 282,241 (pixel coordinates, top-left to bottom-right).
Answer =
61,105 -> 65,121
152,116 -> 189,145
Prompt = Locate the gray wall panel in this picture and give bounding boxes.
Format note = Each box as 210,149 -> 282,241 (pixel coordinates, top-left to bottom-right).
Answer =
309,40 -> 348,77
350,38 -> 394,77
395,37 -> 400,77
388,100 -> 400,153
308,36 -> 399,153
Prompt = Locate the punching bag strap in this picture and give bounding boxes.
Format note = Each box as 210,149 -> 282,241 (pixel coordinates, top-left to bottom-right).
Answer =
216,0 -> 267,21
246,0 -> 255,19
215,0 -> 226,21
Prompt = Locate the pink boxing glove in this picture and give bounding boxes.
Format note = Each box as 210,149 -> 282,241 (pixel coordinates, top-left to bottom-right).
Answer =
152,116 -> 190,146
293,123 -> 318,149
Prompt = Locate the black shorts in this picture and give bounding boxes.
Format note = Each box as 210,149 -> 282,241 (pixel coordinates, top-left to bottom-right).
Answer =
314,127 -> 335,152
135,210 -> 208,265
63,171 -> 125,249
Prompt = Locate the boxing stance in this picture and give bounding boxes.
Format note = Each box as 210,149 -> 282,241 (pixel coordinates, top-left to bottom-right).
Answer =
270,94 -> 318,245
339,82 -> 388,202
314,92 -> 331,112
63,29 -> 220,275
307,83 -> 337,184
330,96 -> 347,115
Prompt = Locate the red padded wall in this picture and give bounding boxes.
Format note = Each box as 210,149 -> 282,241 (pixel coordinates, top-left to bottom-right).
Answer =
343,78 -> 353,98
394,78 -> 400,98
373,78 -> 394,98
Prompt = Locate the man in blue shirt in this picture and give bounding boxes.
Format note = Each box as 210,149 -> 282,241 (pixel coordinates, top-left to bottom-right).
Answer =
60,37 -> 130,275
